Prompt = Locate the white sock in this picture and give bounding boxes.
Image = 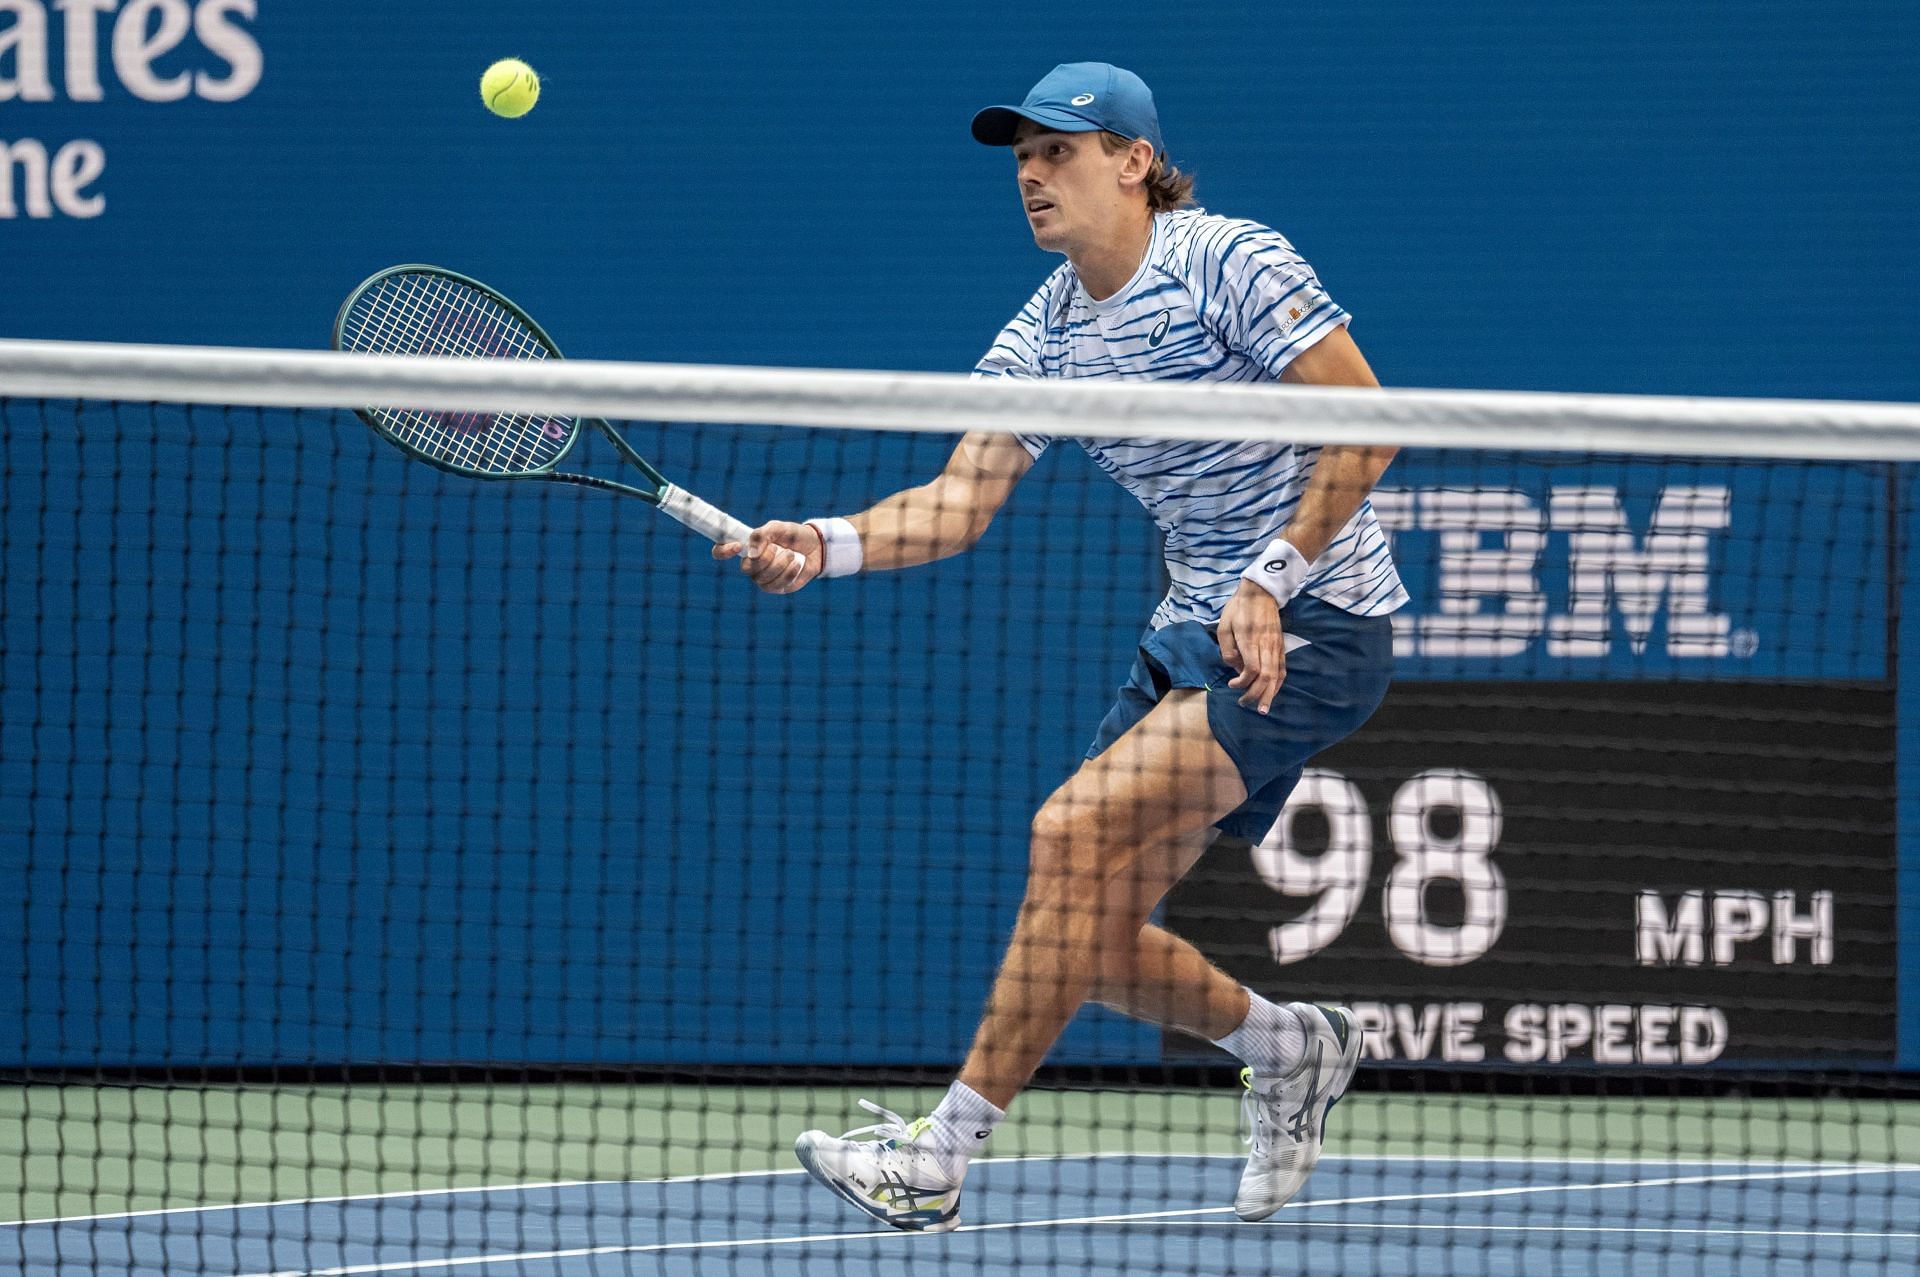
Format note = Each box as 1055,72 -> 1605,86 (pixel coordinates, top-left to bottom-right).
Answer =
926,1081 -> 1006,1178
1212,992 -> 1307,1078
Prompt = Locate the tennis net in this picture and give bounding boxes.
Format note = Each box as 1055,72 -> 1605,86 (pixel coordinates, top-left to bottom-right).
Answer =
3,339 -> 1917,1276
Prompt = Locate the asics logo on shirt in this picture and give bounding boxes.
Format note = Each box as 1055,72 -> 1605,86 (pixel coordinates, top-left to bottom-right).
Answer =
1148,310 -> 1171,347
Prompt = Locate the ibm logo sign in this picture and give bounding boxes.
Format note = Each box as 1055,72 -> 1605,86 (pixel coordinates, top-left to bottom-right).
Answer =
1373,485 -> 1750,660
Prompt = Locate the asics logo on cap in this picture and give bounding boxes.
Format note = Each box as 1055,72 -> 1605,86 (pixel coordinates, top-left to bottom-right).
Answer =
1070,93 -> 1095,105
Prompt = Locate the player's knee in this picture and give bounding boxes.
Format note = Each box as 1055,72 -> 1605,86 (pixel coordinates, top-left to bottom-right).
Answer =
1026,802 -> 1072,874
1027,798 -> 1120,883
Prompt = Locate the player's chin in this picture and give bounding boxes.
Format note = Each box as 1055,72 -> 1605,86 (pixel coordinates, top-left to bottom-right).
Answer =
1028,220 -> 1067,251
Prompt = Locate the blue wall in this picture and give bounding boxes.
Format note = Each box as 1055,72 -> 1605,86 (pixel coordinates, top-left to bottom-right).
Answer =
4,2 -> 1916,397
2,1 -> 1916,1070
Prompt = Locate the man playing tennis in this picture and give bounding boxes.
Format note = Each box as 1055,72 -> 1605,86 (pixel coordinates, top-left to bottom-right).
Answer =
716,62 -> 1404,1232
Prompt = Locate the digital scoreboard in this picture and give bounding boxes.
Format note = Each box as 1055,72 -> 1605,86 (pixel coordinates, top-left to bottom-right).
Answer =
1167,681 -> 1899,1068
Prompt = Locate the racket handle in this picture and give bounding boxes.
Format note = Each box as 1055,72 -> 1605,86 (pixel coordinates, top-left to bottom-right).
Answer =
657,483 -> 753,545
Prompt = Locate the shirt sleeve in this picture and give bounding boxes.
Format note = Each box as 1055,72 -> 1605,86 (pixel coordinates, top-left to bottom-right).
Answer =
1189,223 -> 1351,380
972,278 -> 1058,459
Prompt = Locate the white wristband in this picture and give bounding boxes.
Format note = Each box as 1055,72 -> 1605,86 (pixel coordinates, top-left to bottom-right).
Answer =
1242,537 -> 1310,606
807,516 -> 863,578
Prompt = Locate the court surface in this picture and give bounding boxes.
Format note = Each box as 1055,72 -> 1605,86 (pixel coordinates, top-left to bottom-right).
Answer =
10,1152 -> 1919,1276
7,1085 -> 1918,1275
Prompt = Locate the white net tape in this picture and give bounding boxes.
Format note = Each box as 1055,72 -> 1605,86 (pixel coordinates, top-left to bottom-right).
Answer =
3,338 -> 1918,461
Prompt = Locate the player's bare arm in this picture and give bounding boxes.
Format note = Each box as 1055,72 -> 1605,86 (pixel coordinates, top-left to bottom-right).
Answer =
1217,326 -> 1397,713
1275,326 -> 1397,559
713,430 -> 1032,593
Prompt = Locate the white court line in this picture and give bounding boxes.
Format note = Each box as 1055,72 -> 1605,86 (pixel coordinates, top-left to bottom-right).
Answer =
2,1164 -> 825,1227
7,1152 -> 1914,1229
1280,1165 -> 1891,1211
1163,1221 -> 1920,1240
0,1180 -> 630,1230
228,1164 -> 1907,1277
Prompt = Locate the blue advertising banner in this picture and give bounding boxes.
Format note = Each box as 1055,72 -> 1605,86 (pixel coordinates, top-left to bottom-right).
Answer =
3,2 -> 1916,402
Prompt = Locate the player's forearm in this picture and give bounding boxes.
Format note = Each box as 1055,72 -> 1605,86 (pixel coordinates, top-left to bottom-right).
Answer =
848,477 -> 993,571
1280,444 -> 1398,563
837,432 -> 1030,573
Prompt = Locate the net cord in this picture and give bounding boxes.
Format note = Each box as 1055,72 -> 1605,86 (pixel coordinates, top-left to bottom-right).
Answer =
3,338 -> 1919,461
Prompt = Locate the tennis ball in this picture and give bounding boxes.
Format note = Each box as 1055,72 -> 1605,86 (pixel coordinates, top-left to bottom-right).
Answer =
480,59 -> 540,119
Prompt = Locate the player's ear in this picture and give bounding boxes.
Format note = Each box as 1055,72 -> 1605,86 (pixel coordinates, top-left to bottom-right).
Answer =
1119,138 -> 1155,188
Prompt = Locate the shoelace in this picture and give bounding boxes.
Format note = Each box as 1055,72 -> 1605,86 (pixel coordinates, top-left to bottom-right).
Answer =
842,1099 -> 930,1148
837,1099 -> 948,1189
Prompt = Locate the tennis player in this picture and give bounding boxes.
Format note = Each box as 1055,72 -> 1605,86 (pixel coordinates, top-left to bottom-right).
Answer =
716,62 -> 1404,1233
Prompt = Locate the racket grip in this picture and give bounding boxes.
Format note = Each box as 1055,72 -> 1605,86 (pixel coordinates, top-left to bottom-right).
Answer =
657,483 -> 753,545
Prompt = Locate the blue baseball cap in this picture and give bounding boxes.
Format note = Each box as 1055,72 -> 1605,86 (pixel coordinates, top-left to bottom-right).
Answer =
970,62 -> 1164,155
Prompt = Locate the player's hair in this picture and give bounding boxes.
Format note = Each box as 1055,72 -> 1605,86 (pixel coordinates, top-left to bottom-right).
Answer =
1099,132 -> 1196,212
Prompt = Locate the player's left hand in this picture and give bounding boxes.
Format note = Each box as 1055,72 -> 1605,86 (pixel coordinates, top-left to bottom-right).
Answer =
1217,579 -> 1286,715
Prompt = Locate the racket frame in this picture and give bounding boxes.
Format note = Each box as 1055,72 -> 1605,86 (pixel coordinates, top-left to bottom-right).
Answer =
330,264 -> 753,544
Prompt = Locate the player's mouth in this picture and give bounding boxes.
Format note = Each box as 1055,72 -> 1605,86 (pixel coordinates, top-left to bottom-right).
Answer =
1025,198 -> 1056,217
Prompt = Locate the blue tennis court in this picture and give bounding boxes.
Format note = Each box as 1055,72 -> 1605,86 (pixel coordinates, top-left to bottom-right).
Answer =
10,1153 -> 1916,1276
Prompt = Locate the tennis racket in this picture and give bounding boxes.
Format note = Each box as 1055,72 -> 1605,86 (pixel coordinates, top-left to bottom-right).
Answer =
330,263 -> 758,547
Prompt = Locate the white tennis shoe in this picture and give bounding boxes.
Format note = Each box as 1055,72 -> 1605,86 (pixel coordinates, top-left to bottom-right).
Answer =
795,1099 -> 965,1233
1234,1002 -> 1362,1221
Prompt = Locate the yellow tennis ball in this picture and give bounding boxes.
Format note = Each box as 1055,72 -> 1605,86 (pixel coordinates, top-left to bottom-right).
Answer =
480,59 -> 540,119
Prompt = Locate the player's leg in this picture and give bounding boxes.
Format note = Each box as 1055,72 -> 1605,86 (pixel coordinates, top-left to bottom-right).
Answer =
936,700 -> 1347,1218
1085,834 -> 1335,1131
954,687 -> 1245,1108
1084,827 -> 1250,1039
1095,879 -> 1362,1224
794,601 -> 1392,1230
1004,801 -> 1281,1051
793,689 -> 1240,1232
1079,602 -> 1395,1221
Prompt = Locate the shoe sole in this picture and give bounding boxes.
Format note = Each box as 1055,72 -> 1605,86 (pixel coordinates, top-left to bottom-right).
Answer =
793,1133 -> 961,1234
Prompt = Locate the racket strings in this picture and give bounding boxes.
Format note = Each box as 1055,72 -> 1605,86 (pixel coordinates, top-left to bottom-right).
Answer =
340,271 -> 575,476
359,273 -> 560,474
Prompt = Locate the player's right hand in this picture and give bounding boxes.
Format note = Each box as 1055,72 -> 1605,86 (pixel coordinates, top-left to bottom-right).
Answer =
711,520 -> 821,594
1217,578 -> 1287,715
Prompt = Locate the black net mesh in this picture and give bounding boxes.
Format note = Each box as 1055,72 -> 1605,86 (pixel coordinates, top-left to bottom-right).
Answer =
3,392 -> 1915,1275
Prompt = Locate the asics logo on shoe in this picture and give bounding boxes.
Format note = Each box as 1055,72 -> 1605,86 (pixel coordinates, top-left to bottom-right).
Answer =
876,1170 -> 953,1209
1286,1040 -> 1327,1141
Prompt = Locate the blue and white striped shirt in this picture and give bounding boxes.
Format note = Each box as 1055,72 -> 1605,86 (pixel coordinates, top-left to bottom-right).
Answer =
975,208 -> 1408,626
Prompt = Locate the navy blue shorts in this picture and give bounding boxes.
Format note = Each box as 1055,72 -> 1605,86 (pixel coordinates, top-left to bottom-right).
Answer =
1086,594 -> 1394,843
